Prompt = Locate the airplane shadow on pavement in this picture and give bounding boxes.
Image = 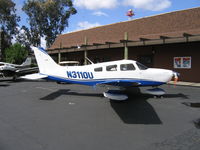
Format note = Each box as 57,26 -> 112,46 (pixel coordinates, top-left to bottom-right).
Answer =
0,78 -> 12,87
163,93 -> 189,99
110,88 -> 189,124
40,89 -> 103,101
110,94 -> 163,125
40,88 -> 188,125
0,84 -> 10,87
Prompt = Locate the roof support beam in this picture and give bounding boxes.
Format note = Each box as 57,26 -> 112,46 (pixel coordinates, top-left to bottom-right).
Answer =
124,32 -> 128,60
70,46 -> 78,48
58,42 -> 62,63
123,32 -> 129,59
160,36 -> 169,44
58,52 -> 61,63
105,41 -> 118,48
140,38 -> 150,45
183,33 -> 193,42
120,40 -> 133,43
84,36 -> 88,65
183,33 -> 192,37
105,42 -> 117,44
93,43 -> 104,46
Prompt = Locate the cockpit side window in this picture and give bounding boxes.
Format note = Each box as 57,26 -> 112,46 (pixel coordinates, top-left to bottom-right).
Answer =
136,62 -> 148,70
94,67 -> 103,72
120,64 -> 135,71
106,65 -> 117,71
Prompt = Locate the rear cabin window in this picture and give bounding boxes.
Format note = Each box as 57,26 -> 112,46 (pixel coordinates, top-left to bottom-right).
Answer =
94,67 -> 103,72
106,65 -> 117,71
120,64 -> 135,71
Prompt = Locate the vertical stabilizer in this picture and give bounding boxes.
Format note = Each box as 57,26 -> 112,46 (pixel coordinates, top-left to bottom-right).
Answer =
21,57 -> 32,67
31,47 -> 59,74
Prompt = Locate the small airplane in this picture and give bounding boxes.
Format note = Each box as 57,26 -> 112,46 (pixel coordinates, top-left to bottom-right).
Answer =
23,47 -> 179,100
0,57 -> 38,80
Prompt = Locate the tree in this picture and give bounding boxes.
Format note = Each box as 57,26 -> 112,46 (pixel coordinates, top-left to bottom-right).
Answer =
16,26 -> 32,49
22,0 -> 77,47
4,43 -> 28,64
0,0 -> 20,41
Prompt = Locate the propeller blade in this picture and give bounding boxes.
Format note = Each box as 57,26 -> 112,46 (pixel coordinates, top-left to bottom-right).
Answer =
173,72 -> 179,87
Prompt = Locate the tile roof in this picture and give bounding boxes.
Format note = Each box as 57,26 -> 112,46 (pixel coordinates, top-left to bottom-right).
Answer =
49,7 -> 200,50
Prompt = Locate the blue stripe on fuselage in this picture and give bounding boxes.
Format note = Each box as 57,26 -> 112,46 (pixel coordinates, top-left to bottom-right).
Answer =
38,47 -> 48,55
46,75 -> 165,86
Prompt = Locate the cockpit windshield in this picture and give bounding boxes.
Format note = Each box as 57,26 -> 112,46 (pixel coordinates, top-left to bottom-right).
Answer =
136,62 -> 148,70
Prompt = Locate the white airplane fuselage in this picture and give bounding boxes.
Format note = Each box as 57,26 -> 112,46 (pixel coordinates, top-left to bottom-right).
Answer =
24,47 -> 177,100
43,59 -> 173,87
0,64 -> 19,71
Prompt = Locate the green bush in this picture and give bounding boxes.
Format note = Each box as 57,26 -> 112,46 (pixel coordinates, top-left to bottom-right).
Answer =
5,43 -> 28,64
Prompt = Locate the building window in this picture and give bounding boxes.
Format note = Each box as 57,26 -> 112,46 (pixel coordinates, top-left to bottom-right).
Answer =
138,55 -> 153,67
106,65 -> 117,71
94,67 -> 103,72
120,64 -> 135,71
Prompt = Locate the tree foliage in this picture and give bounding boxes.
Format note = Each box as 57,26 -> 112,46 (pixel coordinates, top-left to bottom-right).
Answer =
22,0 -> 77,47
15,26 -> 32,49
4,43 -> 28,64
0,0 -> 20,40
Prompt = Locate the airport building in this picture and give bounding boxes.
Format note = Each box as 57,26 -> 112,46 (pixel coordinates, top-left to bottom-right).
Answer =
48,7 -> 200,82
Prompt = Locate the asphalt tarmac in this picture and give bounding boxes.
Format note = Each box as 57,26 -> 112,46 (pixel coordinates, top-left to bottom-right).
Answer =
0,80 -> 199,150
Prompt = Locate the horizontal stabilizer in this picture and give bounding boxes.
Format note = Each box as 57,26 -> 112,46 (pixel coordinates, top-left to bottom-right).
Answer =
21,73 -> 48,80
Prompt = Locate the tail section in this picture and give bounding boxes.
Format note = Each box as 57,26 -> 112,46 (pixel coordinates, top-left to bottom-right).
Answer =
21,57 -> 32,67
31,47 -> 59,74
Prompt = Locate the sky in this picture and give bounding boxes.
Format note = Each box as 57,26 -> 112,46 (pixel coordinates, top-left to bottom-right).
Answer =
13,0 -> 200,46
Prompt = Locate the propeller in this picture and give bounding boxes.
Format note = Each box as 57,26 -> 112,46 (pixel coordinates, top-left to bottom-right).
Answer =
173,72 -> 180,87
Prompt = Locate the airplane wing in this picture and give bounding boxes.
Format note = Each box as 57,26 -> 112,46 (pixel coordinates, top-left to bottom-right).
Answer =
96,80 -> 141,100
20,73 -> 48,80
96,80 -> 166,100
15,67 -> 39,75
